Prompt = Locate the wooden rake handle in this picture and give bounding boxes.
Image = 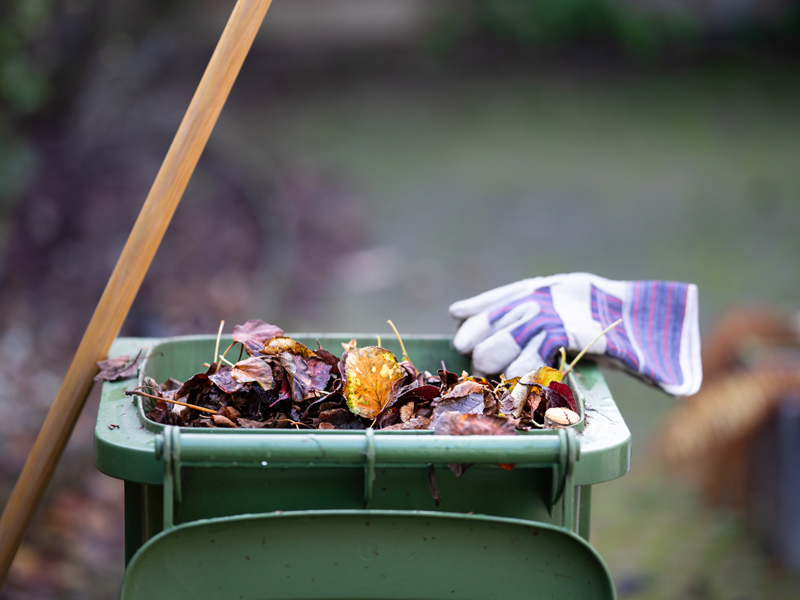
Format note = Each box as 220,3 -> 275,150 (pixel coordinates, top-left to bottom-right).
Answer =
0,0 -> 274,585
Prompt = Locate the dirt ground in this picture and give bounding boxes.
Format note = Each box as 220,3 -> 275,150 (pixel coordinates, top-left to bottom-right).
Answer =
2,20 -> 800,599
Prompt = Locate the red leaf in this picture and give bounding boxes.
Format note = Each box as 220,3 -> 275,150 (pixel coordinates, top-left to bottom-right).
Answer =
209,366 -> 244,394
232,320 -> 284,356
548,381 -> 577,413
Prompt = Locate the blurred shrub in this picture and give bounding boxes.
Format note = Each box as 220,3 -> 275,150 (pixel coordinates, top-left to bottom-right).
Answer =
432,0 -> 699,58
0,0 -> 56,116
0,0 -> 59,214
430,0 -> 800,60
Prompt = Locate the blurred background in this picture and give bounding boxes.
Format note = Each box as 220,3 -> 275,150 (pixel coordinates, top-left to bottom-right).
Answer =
1,0 -> 800,597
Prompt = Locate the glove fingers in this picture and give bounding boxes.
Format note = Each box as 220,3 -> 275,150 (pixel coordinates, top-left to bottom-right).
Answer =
471,330 -> 524,377
449,274 -> 568,320
448,279 -> 535,320
452,313 -> 494,354
453,303 -> 541,354
504,331 -> 548,378
470,309 -> 554,376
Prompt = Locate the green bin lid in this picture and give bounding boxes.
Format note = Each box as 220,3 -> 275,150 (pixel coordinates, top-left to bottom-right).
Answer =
121,510 -> 615,600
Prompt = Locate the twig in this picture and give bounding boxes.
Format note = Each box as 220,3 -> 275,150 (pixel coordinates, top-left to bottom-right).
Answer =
387,319 -> 412,364
275,418 -> 312,429
562,318 -> 623,377
125,390 -> 217,414
213,320 -> 225,374
558,347 -> 567,371
219,341 -> 237,362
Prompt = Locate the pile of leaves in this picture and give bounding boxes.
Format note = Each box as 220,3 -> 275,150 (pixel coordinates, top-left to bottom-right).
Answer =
125,320 -> 579,434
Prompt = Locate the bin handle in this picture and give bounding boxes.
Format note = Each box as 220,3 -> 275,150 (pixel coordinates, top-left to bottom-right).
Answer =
156,428 -> 580,531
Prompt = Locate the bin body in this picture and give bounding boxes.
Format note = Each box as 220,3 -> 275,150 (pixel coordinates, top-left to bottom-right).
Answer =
95,334 -> 631,598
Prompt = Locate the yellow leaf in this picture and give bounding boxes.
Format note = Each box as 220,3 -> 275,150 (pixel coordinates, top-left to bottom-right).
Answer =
534,366 -> 562,387
261,336 -> 314,358
344,346 -> 404,419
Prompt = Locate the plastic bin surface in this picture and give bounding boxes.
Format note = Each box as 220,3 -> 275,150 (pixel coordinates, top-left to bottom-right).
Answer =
120,510 -> 616,600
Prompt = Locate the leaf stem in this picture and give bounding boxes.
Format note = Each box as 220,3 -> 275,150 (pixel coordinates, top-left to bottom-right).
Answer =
214,320 -> 225,374
220,341 -> 237,362
558,347 -> 567,371
387,319 -> 412,364
126,390 -> 217,414
561,318 -> 623,377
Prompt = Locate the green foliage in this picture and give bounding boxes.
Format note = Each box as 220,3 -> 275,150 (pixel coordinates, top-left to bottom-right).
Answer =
431,0 -> 703,59
0,0 -> 57,116
0,0 -> 56,218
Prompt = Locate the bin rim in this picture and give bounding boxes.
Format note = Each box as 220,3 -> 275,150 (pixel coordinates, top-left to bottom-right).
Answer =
95,336 -> 630,487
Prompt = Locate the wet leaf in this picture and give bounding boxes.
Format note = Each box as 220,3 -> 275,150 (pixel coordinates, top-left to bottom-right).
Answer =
375,384 -> 439,427
230,356 -> 275,389
306,356 -> 333,393
159,378 -> 183,393
232,320 -> 284,356
147,398 -> 173,425
343,346 -> 405,419
211,414 -> 238,428
541,387 -> 572,413
442,380 -> 487,400
499,390 -> 517,416
437,368 -> 460,393
317,408 -> 367,429
209,366 -> 244,394
314,342 -> 341,375
174,372 -> 212,401
431,380 -> 492,425
94,351 -> 141,382
548,381 -> 577,413
283,353 -> 314,402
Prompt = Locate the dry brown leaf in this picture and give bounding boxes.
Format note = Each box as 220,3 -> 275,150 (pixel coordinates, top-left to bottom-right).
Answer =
94,351 -> 141,382
261,336 -> 315,358
230,356 -> 275,389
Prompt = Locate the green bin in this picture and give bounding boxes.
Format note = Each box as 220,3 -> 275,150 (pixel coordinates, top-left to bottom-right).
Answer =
95,334 -> 631,599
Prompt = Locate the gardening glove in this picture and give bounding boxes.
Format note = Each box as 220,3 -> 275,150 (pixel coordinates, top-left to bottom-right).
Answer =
449,272 -> 702,396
